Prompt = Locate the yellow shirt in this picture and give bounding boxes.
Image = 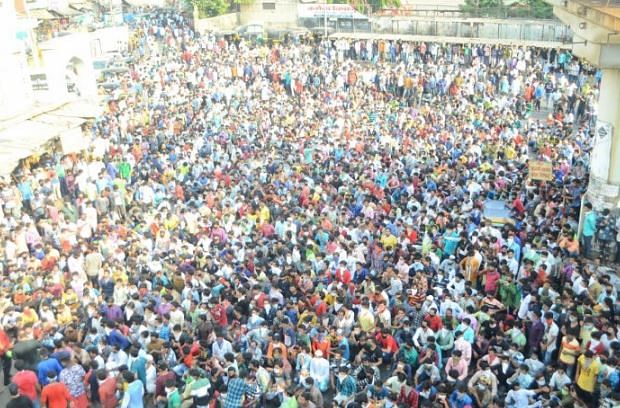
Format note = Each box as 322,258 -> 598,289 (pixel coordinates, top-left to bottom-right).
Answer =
21,311 -> 39,326
504,146 -> 517,160
323,293 -> 336,306
57,308 -> 73,325
259,206 -> 270,223
559,338 -> 580,365
164,216 -> 179,231
112,271 -> 128,284
380,234 -> 398,250
576,355 -> 600,392
358,308 -> 375,332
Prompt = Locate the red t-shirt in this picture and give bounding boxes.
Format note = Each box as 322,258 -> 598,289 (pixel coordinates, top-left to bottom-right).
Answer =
378,335 -> 399,353
41,382 -> 72,408
99,377 -> 118,408
12,370 -> 38,401
335,268 -> 352,285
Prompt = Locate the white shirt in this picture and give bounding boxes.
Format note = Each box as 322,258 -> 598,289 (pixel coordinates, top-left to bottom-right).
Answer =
517,294 -> 532,320
505,389 -> 535,408
549,371 -> 571,390
413,327 -> 435,348
309,357 -> 330,382
212,339 -> 233,361
146,365 -> 157,394
543,322 -> 559,351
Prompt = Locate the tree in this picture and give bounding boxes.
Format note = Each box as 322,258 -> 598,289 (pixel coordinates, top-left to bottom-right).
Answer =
461,0 -> 554,19
527,0 -> 553,19
350,0 -> 401,14
187,0 -> 228,18
463,0 -> 502,7
460,0 -> 504,16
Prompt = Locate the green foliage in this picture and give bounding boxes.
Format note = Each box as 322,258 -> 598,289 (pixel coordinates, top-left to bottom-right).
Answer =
370,0 -> 401,10
526,0 -> 554,19
187,0 -> 229,17
353,0 -> 401,14
460,0 -> 503,16
464,0 -> 502,7
460,0 -> 554,19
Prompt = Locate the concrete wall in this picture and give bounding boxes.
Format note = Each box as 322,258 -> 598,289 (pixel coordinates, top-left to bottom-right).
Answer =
35,33 -> 98,103
89,26 -> 130,57
239,0 -> 297,27
0,0 -> 34,119
372,17 -> 572,43
194,12 -> 239,33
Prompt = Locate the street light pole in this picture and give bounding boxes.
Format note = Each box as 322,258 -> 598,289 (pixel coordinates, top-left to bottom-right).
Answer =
324,1 -> 327,37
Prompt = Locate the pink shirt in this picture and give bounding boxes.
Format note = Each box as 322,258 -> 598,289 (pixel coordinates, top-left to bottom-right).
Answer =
445,357 -> 469,380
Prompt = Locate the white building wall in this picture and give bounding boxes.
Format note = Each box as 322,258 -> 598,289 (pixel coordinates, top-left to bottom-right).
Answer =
0,0 -> 33,120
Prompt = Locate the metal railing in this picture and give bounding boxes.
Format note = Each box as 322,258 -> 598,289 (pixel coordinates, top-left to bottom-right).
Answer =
371,17 -> 573,44
369,4 -> 556,20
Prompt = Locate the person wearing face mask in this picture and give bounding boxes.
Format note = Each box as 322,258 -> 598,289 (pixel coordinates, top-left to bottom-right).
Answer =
599,379 -> 616,407
548,364 -> 572,391
333,366 -> 356,406
414,362 -> 440,387
308,350 -> 329,392
469,375 -> 493,407
579,317 -> 596,351
575,350 -> 600,405
558,332 -> 580,378
302,377 -> 323,408
212,332 -> 233,364
448,382 -> 474,408
504,381 -> 548,408
541,312 -> 559,365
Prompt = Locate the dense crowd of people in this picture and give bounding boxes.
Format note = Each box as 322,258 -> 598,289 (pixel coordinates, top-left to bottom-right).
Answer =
1,9 -> 619,408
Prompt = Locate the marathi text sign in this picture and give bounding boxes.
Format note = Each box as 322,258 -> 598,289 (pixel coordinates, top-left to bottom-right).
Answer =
529,160 -> 553,181
298,4 -> 367,19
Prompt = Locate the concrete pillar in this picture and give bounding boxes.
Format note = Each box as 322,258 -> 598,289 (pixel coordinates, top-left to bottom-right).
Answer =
599,69 -> 620,185
586,68 -> 620,209
547,0 -> 620,209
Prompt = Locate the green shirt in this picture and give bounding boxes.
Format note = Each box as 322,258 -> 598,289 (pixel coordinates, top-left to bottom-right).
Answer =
499,280 -> 521,310
118,161 -> 132,180
167,389 -> 182,408
402,347 -> 418,366
281,396 -> 298,408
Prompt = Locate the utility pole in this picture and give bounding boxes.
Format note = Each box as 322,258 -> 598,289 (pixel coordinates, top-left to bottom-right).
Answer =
324,0 -> 327,37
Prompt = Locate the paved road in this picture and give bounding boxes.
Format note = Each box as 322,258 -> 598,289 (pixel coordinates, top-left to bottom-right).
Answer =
0,382 -> 10,406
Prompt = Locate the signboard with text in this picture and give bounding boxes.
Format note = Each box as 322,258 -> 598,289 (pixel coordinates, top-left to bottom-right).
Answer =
30,73 -> 49,91
297,4 -> 367,19
529,160 -> 553,181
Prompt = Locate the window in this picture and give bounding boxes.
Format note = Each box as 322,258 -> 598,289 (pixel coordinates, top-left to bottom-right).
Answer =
262,2 -> 275,10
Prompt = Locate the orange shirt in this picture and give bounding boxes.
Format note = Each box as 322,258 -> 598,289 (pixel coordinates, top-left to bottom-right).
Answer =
559,337 -> 581,365
312,339 -> 330,357
99,377 -> 118,408
41,382 -> 72,408
267,342 -> 288,360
